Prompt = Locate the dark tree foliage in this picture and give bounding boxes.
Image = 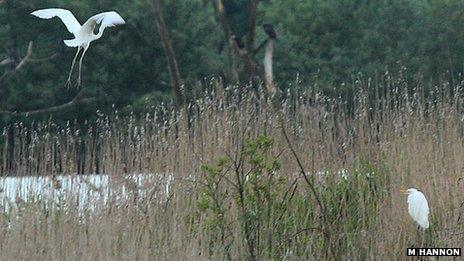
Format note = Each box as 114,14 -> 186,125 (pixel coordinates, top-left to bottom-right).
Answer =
265,0 -> 464,85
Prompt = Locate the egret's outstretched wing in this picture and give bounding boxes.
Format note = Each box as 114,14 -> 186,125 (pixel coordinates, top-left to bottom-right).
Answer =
31,8 -> 81,36
81,11 -> 125,35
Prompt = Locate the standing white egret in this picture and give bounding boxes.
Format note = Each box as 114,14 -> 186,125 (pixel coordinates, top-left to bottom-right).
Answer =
31,8 -> 125,86
402,188 -> 430,230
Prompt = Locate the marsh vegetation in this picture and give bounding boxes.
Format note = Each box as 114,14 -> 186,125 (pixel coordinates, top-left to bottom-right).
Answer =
1,77 -> 463,259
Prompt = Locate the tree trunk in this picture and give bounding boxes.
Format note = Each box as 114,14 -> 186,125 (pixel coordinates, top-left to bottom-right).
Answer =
153,0 -> 185,107
213,0 -> 239,83
264,39 -> 276,94
246,0 -> 258,53
245,0 -> 259,84
213,0 -> 231,38
213,0 -> 260,84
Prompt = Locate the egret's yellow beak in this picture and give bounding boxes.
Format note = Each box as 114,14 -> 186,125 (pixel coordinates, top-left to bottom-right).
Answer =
399,189 -> 407,194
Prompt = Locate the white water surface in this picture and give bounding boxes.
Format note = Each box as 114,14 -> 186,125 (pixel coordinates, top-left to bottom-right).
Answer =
0,173 -> 173,213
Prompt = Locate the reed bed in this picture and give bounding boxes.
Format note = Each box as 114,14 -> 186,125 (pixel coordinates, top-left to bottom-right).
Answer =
0,76 -> 463,259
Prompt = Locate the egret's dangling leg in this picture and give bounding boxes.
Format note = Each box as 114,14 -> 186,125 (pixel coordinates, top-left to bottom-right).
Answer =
77,45 -> 89,87
66,47 -> 81,87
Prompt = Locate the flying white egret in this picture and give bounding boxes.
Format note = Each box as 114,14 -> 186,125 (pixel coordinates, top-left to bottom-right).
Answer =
402,188 -> 430,230
31,8 -> 125,86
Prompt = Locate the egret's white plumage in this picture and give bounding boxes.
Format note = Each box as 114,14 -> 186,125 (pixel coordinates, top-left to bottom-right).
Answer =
31,8 -> 125,86
31,9 -> 81,35
405,188 -> 430,230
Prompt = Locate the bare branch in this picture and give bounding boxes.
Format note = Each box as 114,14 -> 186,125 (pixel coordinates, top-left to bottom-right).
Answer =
0,58 -> 12,67
28,53 -> 59,63
0,41 -> 59,83
0,89 -> 103,117
152,0 -> 185,107
25,97 -> 99,117
14,41 -> 34,71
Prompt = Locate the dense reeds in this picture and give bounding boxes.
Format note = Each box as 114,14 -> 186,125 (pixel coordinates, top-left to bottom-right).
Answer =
0,75 -> 463,259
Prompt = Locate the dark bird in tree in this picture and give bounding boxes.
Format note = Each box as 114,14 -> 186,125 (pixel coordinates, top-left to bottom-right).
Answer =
263,23 -> 277,39
231,35 -> 245,49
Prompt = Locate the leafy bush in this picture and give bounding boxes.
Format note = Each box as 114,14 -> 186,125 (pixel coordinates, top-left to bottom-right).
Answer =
197,135 -> 392,259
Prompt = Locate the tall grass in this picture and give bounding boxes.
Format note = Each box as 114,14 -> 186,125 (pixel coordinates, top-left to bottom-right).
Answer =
0,75 -> 463,259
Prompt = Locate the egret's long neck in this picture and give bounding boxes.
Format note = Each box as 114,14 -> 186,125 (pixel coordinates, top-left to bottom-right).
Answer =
93,27 -> 105,41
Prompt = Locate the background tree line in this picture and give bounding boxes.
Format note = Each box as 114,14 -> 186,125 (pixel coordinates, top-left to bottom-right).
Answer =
0,0 -> 463,126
